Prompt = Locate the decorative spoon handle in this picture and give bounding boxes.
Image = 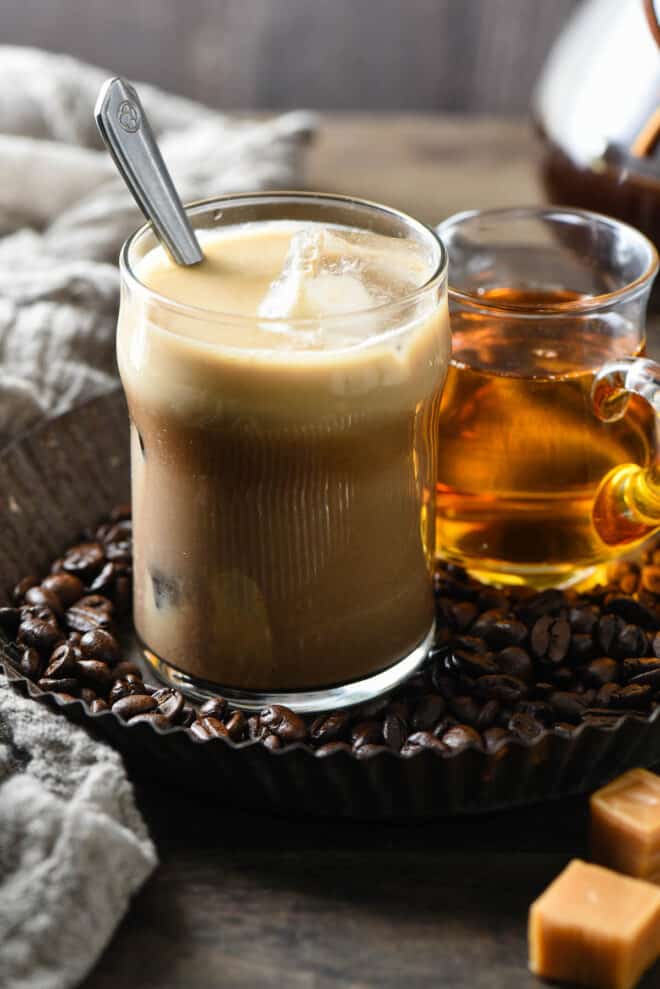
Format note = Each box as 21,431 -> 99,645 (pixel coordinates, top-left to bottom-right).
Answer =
95,76 -> 203,266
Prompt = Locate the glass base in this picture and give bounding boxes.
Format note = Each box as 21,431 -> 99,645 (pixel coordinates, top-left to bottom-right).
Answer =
141,622 -> 436,714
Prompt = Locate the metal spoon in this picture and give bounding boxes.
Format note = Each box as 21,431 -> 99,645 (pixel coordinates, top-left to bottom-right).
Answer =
94,76 -> 203,266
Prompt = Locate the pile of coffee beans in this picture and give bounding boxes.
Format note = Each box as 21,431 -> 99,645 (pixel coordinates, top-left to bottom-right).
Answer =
2,505 -> 660,759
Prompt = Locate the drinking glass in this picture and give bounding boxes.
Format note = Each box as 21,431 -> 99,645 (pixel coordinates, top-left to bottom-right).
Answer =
432,206 -> 659,588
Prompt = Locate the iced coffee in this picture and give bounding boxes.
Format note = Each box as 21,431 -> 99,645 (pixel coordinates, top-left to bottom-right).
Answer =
117,194 -> 449,709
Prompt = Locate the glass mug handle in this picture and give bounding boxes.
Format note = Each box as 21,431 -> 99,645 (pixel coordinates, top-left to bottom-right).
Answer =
592,357 -> 660,546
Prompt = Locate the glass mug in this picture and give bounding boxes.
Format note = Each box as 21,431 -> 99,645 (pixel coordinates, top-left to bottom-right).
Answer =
434,206 -> 659,588
117,193 -> 450,711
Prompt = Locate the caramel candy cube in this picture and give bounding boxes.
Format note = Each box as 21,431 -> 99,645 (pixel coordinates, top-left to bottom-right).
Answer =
528,859 -> 660,989
591,769 -> 660,883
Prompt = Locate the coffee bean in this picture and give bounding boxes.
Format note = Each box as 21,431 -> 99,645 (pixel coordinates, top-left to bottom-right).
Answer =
151,688 -> 184,722
78,628 -> 120,666
508,712 -> 545,742
41,573 -> 85,608
45,643 -> 79,677
496,646 -> 533,682
430,671 -> 459,699
199,697 -> 228,720
247,715 -> 264,740
38,677 -> 78,694
0,606 -> 20,636
24,586 -> 63,618
595,683 -> 621,707
477,588 -> 509,612
382,712 -> 407,751
104,520 -> 132,544
549,691 -> 586,724
263,733 -> 282,751
18,609 -> 62,654
568,606 -> 598,635
90,698 -> 109,714
66,595 -> 114,634
351,720 -> 382,749
75,659 -> 113,694
80,687 -> 97,704
552,666 -> 576,690
110,503 -> 131,522
19,647 -> 44,680
225,710 -> 247,741
516,589 -> 566,624
106,541 -> 132,563
584,657 -> 619,687
530,616 -> 570,664
604,597 -> 657,629
112,661 -> 142,679
597,614 -> 625,656
129,712 -> 171,729
315,741 -> 353,757
60,542 -> 106,581
260,705 -> 307,742
449,695 -> 480,727
13,576 -> 39,602
441,725 -> 482,751
471,611 -> 527,649
610,684 -> 653,708
533,682 -> 554,699
569,634 -> 595,663
89,563 -> 118,596
516,700 -> 554,726
474,674 -> 527,704
445,649 -> 499,678
108,674 -> 144,705
310,711 -> 350,744
190,716 -> 230,740
451,601 -> 478,631
113,577 -> 132,616
411,693 -> 446,730
615,623 -> 648,659
400,731 -> 448,756
641,565 -> 660,595
112,693 -> 157,720
353,743 -> 388,759
476,699 -> 500,730
483,726 -> 511,752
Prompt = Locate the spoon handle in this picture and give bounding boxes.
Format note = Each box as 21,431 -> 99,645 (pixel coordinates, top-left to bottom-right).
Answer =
95,77 -> 203,266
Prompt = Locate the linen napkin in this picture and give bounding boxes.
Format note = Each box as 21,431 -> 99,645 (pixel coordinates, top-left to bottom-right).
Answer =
0,45 -> 316,989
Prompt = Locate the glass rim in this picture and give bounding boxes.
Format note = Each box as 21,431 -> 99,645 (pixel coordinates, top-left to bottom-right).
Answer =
119,191 -> 448,328
435,205 -> 660,315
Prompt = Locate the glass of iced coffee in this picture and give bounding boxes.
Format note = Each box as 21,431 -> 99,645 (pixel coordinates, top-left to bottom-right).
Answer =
117,193 -> 449,711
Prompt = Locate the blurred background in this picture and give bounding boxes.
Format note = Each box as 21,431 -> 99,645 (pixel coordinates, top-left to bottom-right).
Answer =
2,0 -> 578,113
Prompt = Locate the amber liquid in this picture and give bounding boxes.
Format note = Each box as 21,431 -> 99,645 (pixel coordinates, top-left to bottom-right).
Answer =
432,288 -> 655,586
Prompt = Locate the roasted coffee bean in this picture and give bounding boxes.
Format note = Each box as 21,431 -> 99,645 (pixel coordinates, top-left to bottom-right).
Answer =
310,711 -> 350,745
622,656 -> 660,680
225,710 -> 247,741
508,712 -> 545,742
80,687 -> 97,704
199,697 -> 228,720
496,646 -> 533,682
110,503 -> 132,522
247,715 -> 265,740
552,666 -> 576,690
260,705 -> 307,742
19,646 -> 44,680
106,541 -> 132,563
533,682 -> 554,699
112,693 -> 157,720
263,733 -> 282,751
89,562 -> 117,596
108,674 -> 144,705
582,711 -> 625,728
549,691 -> 586,724
604,596 -> 657,629
38,676 -> 78,694
641,565 -> 660,595
113,577 -> 132,616
180,706 -> 196,728
400,731 -> 447,756
0,606 -> 20,636
112,661 -> 142,679
151,688 -> 184,722
568,606 -> 598,635
609,683 -> 653,708
190,716 -> 230,740
315,741 -> 353,757
471,611 -> 527,649
24,586 -> 63,617
441,724 -> 482,751
474,674 -> 527,704
355,694 -> 393,721
530,616 -> 570,664
569,634 -> 595,663
61,542 -> 105,581
476,699 -> 500,730
79,629 -> 120,665
584,657 -> 620,687
129,712 -> 171,729
450,635 -> 488,654
75,659 -> 113,693
595,683 -> 621,707
65,595 -> 114,633
477,588 -> 509,613
351,720 -> 382,749
450,601 -> 478,631
449,695 -> 480,727
483,726 -> 512,752
445,649 -> 499,678
411,693 -> 446,730
45,643 -> 79,677
597,614 -> 625,656
13,576 -> 39,602
41,573 -> 85,608
90,698 -> 109,714
382,712 -> 407,752
104,520 -> 132,544
516,700 -> 554,726
18,609 -> 62,654
353,743 -> 388,759
615,623 -> 648,659
430,671 -> 459,699
516,589 -> 566,624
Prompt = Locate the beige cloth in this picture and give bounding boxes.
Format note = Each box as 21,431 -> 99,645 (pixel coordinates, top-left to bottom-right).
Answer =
0,46 -> 316,449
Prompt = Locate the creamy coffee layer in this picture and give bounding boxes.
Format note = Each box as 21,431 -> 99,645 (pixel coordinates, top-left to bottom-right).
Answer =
118,220 -> 449,690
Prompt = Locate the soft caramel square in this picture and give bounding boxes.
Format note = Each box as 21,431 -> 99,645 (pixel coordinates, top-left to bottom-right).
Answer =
591,769 -> 660,883
528,859 -> 660,989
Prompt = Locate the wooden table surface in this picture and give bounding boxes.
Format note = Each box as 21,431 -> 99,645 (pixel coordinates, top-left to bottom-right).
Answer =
81,115 -> 658,989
